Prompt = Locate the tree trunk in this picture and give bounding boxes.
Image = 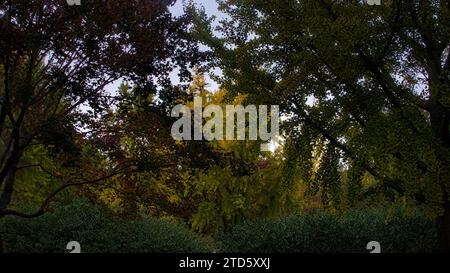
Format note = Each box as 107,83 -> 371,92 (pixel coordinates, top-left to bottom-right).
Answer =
0,232 -> 3,254
429,100 -> 450,253
436,200 -> 450,253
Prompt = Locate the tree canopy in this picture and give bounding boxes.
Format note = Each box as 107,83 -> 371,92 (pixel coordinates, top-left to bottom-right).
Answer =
1,0 -> 449,253
189,0 -> 450,250
0,0 -> 201,218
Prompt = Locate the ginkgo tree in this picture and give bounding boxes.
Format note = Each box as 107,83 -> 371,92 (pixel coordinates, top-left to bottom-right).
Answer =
190,0 -> 450,251
181,73 -> 302,236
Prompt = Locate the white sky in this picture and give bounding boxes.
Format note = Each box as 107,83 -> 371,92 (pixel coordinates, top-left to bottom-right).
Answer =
170,0 -> 224,91
105,0 -> 223,95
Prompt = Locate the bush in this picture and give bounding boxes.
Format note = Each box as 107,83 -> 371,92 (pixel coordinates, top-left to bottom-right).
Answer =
343,208 -> 437,253
0,199 -> 210,253
221,208 -> 437,253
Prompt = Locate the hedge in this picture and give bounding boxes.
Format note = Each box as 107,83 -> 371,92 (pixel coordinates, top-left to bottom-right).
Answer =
220,208 -> 437,253
0,199 -> 210,253
1,200 -> 437,253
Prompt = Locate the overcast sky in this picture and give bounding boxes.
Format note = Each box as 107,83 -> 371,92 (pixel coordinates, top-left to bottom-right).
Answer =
170,0 -> 224,91
105,0 -> 223,95
170,0 -> 221,18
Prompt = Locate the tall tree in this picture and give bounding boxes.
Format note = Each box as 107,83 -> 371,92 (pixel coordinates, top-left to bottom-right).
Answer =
0,0 -> 200,221
81,81 -> 225,220
191,0 -> 450,251
182,77 -> 301,235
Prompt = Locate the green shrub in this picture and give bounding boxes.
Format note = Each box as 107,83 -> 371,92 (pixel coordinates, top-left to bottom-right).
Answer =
221,208 -> 437,253
0,199 -> 210,253
343,208 -> 437,253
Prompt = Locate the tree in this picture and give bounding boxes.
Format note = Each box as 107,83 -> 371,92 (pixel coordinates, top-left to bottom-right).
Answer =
80,81 -> 224,220
179,73 -> 301,235
191,0 -> 450,251
0,0 -> 201,221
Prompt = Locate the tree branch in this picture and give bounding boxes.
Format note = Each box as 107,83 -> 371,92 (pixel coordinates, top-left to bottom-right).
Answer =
0,167 -> 138,219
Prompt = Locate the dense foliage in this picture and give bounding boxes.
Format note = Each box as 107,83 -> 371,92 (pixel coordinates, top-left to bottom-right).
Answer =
221,207 -> 437,253
1,0 -> 449,253
0,198 -> 210,253
0,0 -> 201,219
191,0 -> 450,251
